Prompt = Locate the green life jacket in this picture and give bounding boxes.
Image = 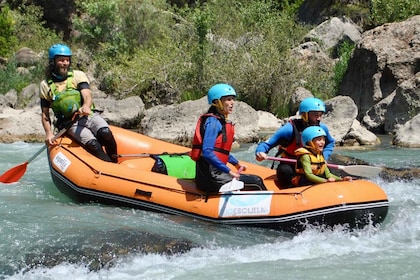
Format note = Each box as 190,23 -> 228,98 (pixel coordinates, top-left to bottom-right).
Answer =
48,71 -> 82,119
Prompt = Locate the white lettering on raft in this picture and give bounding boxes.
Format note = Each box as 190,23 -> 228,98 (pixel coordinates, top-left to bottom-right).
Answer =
218,191 -> 273,217
232,206 -> 269,215
53,152 -> 71,173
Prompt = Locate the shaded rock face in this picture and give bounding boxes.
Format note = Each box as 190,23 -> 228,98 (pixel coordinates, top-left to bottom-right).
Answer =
30,0 -> 75,40
298,0 -> 336,26
20,229 -> 196,273
340,15 -> 420,133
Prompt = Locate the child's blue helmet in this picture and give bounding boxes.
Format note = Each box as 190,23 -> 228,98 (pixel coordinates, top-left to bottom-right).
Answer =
301,126 -> 326,146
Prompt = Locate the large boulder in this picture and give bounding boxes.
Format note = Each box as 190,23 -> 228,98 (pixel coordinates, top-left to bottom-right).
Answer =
0,107 -> 44,143
21,228 -> 196,272
93,96 -> 145,128
322,95 -> 358,142
15,47 -> 42,67
340,15 -> 420,134
304,16 -> 362,54
140,97 -> 261,145
392,113 -> 420,148
384,73 -> 420,132
342,119 -> 380,146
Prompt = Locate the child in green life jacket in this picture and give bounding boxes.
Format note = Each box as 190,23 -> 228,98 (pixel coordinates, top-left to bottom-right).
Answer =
292,126 -> 352,186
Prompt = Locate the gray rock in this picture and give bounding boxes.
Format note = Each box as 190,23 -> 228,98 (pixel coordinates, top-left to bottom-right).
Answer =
22,228 -> 196,272
344,119 -> 380,146
304,16 -> 362,53
323,96 -> 358,142
140,97 -> 260,145
15,47 -> 41,66
94,96 -> 145,128
392,113 -> 420,148
341,15 -> 420,134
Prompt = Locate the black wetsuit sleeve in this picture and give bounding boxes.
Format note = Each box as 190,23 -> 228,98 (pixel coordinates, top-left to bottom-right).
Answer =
40,98 -> 51,108
78,81 -> 90,91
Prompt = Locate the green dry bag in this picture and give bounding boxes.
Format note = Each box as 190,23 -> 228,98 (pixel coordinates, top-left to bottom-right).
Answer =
151,153 -> 196,179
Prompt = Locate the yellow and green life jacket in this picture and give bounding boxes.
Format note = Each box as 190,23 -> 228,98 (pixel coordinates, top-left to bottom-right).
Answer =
295,147 -> 326,176
48,71 -> 81,119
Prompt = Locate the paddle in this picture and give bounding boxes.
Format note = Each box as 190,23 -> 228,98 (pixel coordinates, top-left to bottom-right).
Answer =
219,166 -> 245,193
266,156 -> 382,178
0,114 -> 78,184
117,152 -> 189,158
117,153 -> 152,158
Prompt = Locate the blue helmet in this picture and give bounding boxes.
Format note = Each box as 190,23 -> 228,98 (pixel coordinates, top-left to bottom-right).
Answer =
299,97 -> 326,114
207,83 -> 236,104
48,44 -> 72,60
301,126 -> 326,146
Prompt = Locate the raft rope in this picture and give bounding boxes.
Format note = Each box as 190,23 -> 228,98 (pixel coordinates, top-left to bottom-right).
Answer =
56,145 -> 311,198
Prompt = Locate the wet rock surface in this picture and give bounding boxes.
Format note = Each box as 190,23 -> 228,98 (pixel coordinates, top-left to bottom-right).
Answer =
330,154 -> 420,181
20,228 -> 197,272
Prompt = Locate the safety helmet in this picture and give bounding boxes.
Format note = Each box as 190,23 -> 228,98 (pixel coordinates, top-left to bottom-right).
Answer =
207,83 -> 237,104
301,126 -> 326,146
48,44 -> 72,60
299,97 -> 326,114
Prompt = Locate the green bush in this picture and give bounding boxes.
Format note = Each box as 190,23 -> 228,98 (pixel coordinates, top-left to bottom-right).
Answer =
333,41 -> 355,94
2,0 -> 379,119
0,3 -> 61,96
173,0 -> 311,115
11,4 -> 61,52
370,0 -> 420,26
0,57 -> 44,95
73,0 -> 128,57
1,0 -> 332,117
0,6 -> 17,57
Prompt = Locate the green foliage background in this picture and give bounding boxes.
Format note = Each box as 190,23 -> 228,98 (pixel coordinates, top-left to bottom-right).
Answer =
0,0 -> 418,117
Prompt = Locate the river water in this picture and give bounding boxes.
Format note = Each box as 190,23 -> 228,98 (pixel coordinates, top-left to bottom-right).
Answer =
0,139 -> 419,280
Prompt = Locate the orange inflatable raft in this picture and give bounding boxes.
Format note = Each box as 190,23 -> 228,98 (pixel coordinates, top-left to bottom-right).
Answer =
47,126 -> 389,232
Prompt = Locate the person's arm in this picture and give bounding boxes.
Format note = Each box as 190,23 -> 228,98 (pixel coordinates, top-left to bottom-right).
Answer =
74,71 -> 92,116
201,117 -> 231,174
78,85 -> 92,116
320,123 -> 335,160
227,154 -> 246,173
39,80 -> 55,145
300,154 -> 328,184
41,101 -> 55,145
324,166 -> 342,181
324,166 -> 352,181
255,122 -> 293,160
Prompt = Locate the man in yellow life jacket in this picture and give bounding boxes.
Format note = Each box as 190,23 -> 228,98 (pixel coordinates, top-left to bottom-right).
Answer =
39,44 -> 117,162
292,126 -> 351,186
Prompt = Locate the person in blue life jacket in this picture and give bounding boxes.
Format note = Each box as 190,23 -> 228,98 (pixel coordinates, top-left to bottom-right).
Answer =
255,97 -> 335,188
191,83 -> 266,194
292,126 -> 351,186
39,43 -> 118,162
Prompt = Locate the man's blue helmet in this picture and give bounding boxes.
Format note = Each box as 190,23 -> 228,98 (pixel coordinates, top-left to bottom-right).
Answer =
207,83 -> 236,104
48,44 -> 72,60
301,126 -> 326,146
299,97 -> 326,114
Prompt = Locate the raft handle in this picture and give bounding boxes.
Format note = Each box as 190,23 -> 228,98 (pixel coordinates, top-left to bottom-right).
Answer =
135,189 -> 152,198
